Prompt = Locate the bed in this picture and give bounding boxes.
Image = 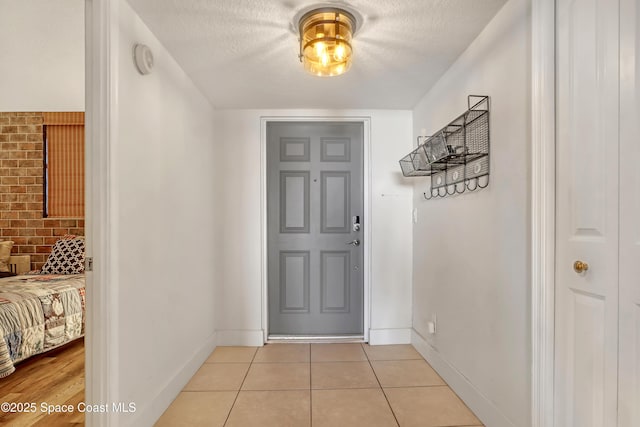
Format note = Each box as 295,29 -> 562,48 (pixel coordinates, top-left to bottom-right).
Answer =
0,239 -> 86,378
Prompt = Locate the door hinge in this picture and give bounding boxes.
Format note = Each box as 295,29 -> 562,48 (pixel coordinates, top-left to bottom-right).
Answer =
84,257 -> 94,272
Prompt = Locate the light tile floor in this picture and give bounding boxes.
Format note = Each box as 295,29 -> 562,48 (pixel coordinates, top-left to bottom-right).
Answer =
155,343 -> 484,427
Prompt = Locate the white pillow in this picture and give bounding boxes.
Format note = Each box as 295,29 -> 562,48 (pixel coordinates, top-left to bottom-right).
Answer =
0,240 -> 14,273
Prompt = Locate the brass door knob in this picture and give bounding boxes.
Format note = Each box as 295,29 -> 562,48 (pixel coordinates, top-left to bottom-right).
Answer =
573,260 -> 589,274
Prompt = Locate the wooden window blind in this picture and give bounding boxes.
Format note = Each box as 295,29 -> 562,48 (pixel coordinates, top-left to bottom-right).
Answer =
43,112 -> 85,218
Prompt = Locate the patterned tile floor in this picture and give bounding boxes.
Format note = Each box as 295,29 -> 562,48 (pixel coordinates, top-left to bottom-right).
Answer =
155,343 -> 484,427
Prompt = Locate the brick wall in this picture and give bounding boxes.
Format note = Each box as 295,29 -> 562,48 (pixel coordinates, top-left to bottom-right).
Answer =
0,112 -> 84,270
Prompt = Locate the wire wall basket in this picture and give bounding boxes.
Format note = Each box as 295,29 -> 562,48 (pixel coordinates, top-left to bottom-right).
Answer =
398,95 -> 490,199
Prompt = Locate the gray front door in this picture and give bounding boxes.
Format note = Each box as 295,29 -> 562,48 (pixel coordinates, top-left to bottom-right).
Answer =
267,121 -> 364,336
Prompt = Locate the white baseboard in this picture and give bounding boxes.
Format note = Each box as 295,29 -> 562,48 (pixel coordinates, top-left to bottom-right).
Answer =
411,329 -> 516,427
368,328 -> 412,345
216,329 -> 265,346
126,332 -> 217,427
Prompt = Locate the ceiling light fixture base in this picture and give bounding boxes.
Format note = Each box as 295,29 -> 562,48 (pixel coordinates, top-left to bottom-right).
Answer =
291,3 -> 364,36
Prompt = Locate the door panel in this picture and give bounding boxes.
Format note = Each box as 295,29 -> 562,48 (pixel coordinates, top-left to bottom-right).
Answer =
555,0 -> 619,425
618,0 -> 639,424
320,251 -> 350,313
280,172 -> 309,233
569,290 -> 606,426
567,0 -> 607,236
279,251 -> 310,313
321,137 -> 351,161
321,172 -> 350,233
280,137 -> 310,161
267,122 -> 364,336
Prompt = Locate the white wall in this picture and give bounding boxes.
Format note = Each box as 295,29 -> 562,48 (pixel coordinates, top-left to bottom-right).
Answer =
0,0 -> 84,111
113,1 -> 219,425
214,109 -> 414,345
410,1 -> 531,427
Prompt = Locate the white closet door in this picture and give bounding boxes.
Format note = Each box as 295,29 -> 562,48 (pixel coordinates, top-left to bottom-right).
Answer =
555,0 -> 620,426
618,0 -> 640,425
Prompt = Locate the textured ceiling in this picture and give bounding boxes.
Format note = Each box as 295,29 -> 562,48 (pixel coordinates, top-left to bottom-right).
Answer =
127,0 -> 507,109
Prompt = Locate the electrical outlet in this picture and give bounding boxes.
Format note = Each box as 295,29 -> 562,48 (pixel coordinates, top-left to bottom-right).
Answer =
412,208 -> 418,224
428,313 -> 437,334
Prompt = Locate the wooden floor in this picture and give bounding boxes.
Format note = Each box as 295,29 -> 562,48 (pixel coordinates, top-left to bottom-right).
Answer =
0,339 -> 85,427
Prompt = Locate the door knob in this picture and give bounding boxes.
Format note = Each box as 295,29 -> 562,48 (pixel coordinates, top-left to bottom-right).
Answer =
347,239 -> 360,247
573,260 -> 589,274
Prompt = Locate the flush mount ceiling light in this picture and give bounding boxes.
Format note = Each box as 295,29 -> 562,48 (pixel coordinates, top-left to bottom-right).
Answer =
298,7 -> 357,77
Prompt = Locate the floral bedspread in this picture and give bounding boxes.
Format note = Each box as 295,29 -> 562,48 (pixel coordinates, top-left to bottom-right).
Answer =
0,274 -> 85,378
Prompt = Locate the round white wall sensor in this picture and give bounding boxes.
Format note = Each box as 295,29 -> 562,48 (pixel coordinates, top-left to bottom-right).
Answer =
133,44 -> 154,75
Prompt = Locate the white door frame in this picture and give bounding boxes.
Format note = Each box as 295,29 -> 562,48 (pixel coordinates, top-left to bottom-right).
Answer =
531,0 -> 556,426
85,0 -> 119,425
259,116 -> 372,342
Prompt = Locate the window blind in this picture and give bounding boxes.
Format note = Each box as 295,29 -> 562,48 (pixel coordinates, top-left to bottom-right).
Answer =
43,113 -> 85,218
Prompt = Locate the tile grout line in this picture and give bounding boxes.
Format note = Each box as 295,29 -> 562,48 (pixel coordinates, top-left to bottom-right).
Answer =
361,343 -> 401,427
213,385 -> 405,392
311,385 -> 393,391
378,384 -> 450,389
222,347 -> 258,427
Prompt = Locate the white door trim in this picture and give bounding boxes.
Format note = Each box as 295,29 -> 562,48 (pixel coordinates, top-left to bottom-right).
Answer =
85,0 -> 119,425
531,0 -> 556,426
260,116 -> 372,343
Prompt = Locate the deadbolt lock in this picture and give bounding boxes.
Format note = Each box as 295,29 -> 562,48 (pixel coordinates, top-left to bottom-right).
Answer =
352,216 -> 361,232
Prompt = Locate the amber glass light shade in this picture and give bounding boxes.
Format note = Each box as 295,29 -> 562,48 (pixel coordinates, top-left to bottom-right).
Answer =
299,8 -> 356,77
